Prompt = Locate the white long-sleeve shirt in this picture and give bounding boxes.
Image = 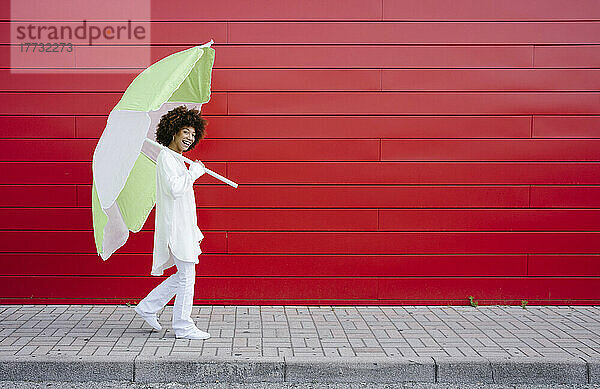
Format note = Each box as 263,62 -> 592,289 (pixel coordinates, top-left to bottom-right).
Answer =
151,148 -> 204,276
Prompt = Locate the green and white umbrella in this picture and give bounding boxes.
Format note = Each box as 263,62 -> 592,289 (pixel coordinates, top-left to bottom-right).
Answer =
92,40 -> 236,261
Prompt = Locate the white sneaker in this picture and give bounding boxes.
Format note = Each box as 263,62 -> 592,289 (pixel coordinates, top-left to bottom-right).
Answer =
176,328 -> 211,340
134,305 -> 162,331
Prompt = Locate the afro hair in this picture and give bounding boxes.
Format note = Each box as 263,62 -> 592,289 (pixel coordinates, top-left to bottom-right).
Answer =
155,105 -> 207,151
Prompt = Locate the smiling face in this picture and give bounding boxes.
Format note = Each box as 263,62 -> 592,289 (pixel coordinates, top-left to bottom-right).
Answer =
168,126 -> 196,153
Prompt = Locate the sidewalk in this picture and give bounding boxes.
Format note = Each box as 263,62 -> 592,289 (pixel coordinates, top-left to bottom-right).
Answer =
0,304 -> 599,384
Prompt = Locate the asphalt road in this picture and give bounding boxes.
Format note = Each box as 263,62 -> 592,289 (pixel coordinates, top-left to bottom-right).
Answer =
1,382 -> 600,389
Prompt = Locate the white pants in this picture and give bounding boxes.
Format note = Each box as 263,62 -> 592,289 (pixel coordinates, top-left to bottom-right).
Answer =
136,250 -> 198,336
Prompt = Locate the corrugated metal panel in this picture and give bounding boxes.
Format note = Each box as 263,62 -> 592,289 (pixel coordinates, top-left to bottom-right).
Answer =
0,1 -> 599,305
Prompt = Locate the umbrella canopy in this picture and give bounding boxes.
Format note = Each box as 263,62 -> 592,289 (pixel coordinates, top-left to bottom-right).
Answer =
92,40 -> 215,260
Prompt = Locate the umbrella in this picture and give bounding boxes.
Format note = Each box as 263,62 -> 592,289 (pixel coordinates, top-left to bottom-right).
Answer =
92,40 -> 236,261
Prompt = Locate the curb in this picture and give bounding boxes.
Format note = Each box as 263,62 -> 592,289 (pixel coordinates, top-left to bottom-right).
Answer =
136,355 -> 284,383
0,355 -> 134,382
0,355 -> 597,384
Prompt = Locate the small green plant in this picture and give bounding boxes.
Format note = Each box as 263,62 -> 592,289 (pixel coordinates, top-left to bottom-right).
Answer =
125,301 -> 134,307
520,300 -> 528,309
468,295 -> 479,308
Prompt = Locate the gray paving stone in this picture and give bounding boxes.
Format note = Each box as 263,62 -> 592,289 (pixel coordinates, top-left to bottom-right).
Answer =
0,304 -> 598,384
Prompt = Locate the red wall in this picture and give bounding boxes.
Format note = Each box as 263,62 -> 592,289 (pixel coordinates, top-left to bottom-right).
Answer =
1,1 -> 600,305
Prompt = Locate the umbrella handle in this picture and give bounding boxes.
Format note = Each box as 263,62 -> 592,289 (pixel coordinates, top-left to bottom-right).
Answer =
144,138 -> 238,188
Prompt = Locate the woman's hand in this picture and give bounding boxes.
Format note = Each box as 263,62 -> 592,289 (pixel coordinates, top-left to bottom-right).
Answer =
189,160 -> 206,180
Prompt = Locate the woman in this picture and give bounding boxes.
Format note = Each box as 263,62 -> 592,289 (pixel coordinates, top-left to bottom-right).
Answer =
133,105 -> 210,340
